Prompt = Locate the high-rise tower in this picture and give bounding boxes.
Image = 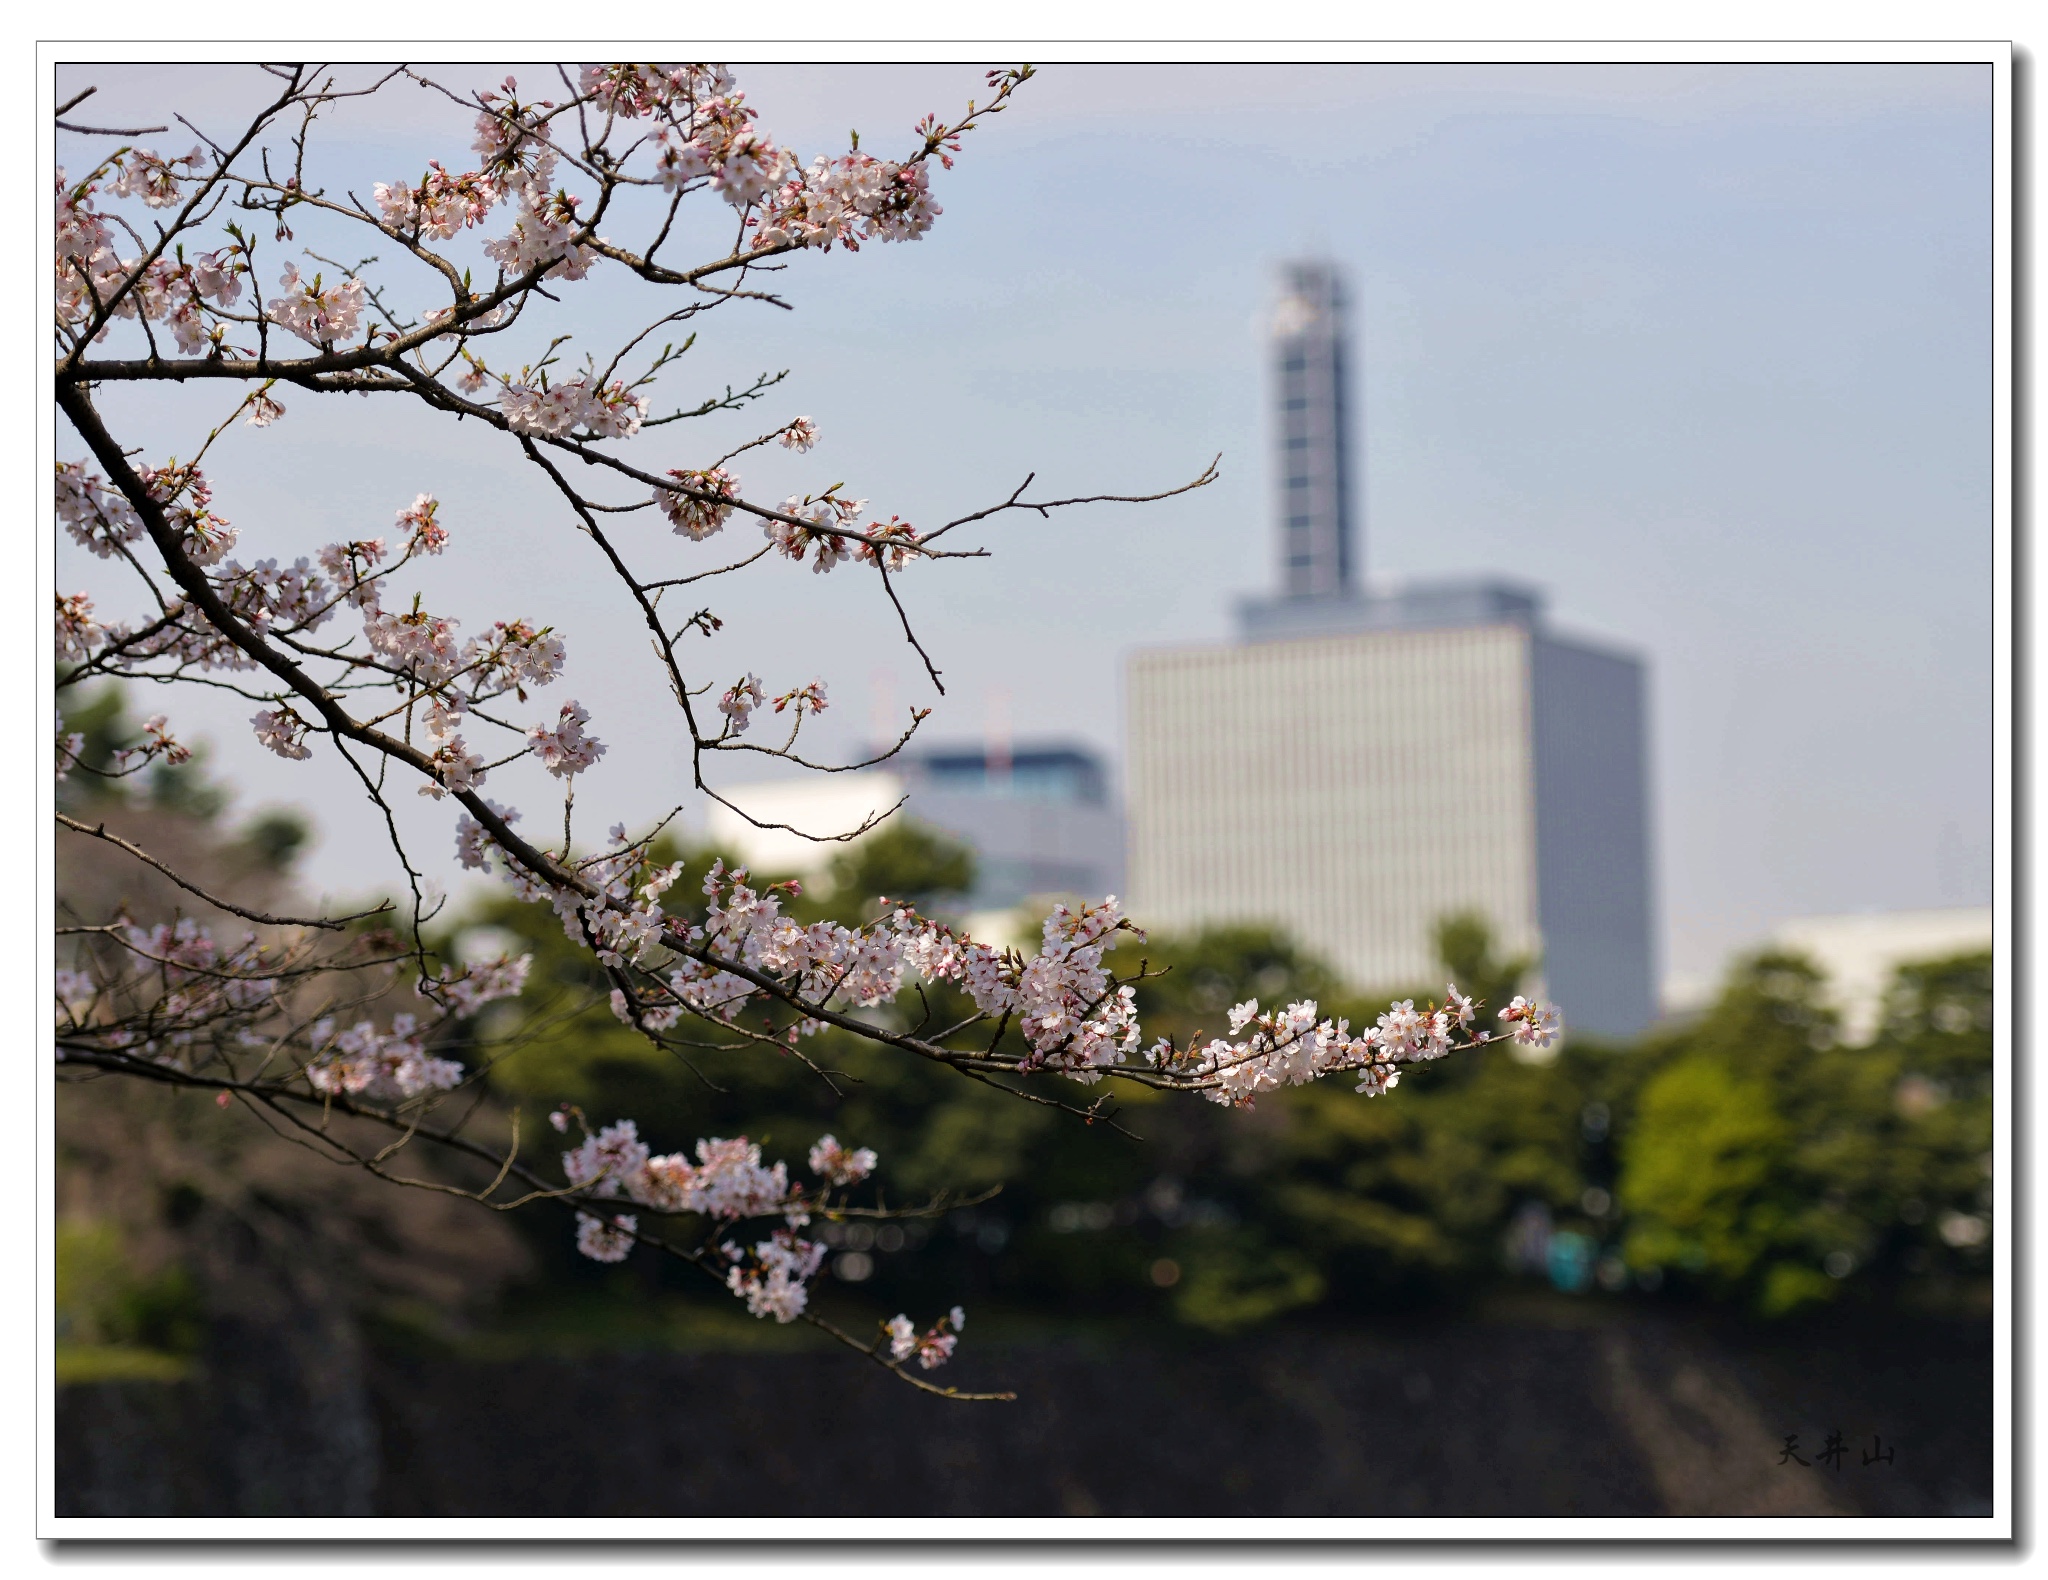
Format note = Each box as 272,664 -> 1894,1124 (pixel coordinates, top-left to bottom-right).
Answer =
1271,261 -> 1356,599
1125,259 -> 1659,1039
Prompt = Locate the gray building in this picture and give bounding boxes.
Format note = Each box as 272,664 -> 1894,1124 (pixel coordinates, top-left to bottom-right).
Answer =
892,744 -> 1125,913
708,743 -> 1125,920
1124,263 -> 1656,1039
1271,260 -> 1358,600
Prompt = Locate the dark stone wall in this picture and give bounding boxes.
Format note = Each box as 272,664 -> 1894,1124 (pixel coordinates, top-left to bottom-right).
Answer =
56,1312 -> 1992,1520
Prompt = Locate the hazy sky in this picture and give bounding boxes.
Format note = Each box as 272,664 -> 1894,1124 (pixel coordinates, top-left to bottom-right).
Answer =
53,61 -> 1995,994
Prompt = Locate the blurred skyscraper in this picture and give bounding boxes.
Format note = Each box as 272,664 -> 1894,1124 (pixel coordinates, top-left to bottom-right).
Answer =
1126,261 -> 1656,1038
1271,261 -> 1357,599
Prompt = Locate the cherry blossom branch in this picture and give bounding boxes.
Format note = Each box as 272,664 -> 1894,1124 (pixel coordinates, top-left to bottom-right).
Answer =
54,63 -> 1562,1391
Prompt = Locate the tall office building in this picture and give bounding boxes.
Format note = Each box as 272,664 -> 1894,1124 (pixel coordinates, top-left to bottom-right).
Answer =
1272,262 -> 1357,599
1125,264 -> 1657,1038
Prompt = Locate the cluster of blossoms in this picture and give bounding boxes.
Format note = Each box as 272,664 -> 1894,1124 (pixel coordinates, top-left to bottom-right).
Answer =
314,538 -> 388,609
55,921 -> 284,1063
376,78 -> 603,293
563,1123 -> 799,1219
110,713 -> 191,773
527,700 -> 606,778
214,555 -> 336,637
56,159 -> 244,349
586,865 -> 1142,1085
56,592 -> 100,664
55,968 -> 98,1023
853,515 -> 923,572
518,851 -> 1560,1116
373,161 -> 500,240
266,264 -> 367,346
553,1114 -> 890,1330
577,63 -> 736,121
499,375 -> 647,440
718,673 -> 765,733
429,951 -> 533,1016
499,826 -> 685,972
480,189 -> 599,282
142,464 -> 237,566
1497,995 -> 1563,1047
245,387 -> 286,427
753,151 -> 941,252
808,1134 -> 878,1186
1156,983 -> 1561,1107
54,460 -> 142,559
466,619 -> 565,699
54,708 -> 83,781
678,861 -> 915,1015
767,493 -> 868,573
57,459 -> 237,567
886,1306 -> 965,1371
945,899 -> 1144,1080
363,605 -> 463,686
574,1211 -> 638,1262
724,1230 -> 828,1321
1163,997 -> 1442,1106
250,706 -> 314,760
36,485 -> 546,778
54,475 -> 566,805
60,918 -> 529,1121
54,702 -> 187,782
109,144 -> 206,208
396,493 -> 449,556
631,79 -> 791,209
305,1013 -> 465,1102
417,694 -> 485,798
454,799 -> 522,874
772,680 -> 828,718
471,78 -> 561,195
653,467 -> 739,540
572,59 -> 953,257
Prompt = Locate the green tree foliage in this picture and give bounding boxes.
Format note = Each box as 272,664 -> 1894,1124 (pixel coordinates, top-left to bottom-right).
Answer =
1613,949 -> 1994,1316
454,837 -> 1992,1338
824,819 -> 974,918
54,1217 -> 205,1369
1099,913 -> 1582,1325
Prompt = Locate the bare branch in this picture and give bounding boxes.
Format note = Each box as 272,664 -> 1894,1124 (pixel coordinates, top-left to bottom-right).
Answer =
55,812 -> 393,931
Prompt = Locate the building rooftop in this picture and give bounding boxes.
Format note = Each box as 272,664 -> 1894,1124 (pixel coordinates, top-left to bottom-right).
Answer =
883,742 -> 1110,806
1238,576 -> 1546,644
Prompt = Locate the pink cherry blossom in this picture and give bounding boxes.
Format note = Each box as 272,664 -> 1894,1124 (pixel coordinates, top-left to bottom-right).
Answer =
251,706 -> 314,760
655,467 -> 739,539
527,700 -> 605,777
266,264 -> 366,345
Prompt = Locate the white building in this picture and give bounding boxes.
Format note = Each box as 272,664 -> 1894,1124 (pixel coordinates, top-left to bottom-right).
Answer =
705,744 -> 1123,926
702,772 -> 906,885
1769,907 -> 1993,1045
1126,582 -> 1656,1037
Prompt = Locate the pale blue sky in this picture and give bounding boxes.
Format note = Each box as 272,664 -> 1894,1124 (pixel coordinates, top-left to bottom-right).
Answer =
54,62 -> 1995,993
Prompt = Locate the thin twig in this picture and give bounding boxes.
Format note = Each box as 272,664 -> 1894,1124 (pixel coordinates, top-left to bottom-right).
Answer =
55,812 -> 393,930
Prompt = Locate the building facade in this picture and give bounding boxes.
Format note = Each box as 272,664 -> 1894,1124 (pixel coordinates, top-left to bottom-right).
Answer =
1124,260 -> 1656,1039
706,743 -> 1123,917
1126,590 -> 1654,1037
1270,260 -> 1358,600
